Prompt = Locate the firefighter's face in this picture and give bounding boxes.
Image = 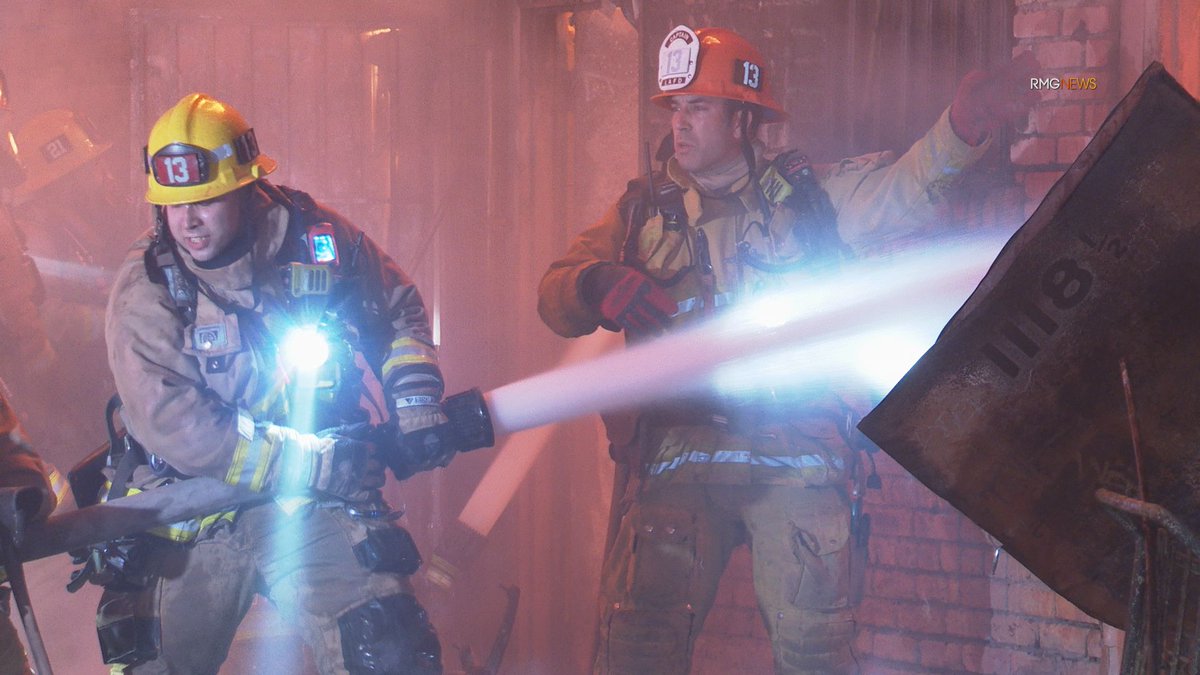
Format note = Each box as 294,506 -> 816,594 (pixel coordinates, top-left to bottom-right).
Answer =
669,95 -> 745,176
165,190 -> 243,262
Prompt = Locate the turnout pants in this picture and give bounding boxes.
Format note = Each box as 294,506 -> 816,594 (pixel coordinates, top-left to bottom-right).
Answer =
98,500 -> 441,675
595,483 -> 857,675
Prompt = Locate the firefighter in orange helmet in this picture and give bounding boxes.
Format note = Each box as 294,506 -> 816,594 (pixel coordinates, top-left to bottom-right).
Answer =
538,25 -> 1037,674
91,93 -> 449,673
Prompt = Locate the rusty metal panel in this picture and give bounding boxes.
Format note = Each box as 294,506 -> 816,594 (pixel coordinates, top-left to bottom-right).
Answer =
858,64 -> 1200,629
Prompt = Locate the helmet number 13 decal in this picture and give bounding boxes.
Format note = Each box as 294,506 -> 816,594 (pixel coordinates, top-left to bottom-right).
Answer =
153,153 -> 201,186
737,60 -> 762,90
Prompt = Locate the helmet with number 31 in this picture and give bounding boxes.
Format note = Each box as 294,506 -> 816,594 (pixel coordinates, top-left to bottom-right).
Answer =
650,26 -> 786,122
144,93 -> 276,206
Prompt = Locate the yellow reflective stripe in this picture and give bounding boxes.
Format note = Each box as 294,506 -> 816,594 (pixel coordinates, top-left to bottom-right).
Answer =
390,337 -> 433,350
247,434 -> 273,492
382,353 -> 437,372
47,466 -> 68,504
225,434 -> 252,487
124,487 -> 236,542
225,433 -> 272,492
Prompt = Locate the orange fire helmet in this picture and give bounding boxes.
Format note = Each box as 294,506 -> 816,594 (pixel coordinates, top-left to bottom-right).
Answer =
651,25 -> 786,122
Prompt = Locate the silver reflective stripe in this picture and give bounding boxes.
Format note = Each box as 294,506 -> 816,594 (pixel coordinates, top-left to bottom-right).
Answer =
673,292 -> 736,317
647,449 -> 840,476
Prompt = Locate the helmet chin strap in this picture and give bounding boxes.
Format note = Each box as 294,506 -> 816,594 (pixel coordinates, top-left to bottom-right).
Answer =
739,104 -> 774,230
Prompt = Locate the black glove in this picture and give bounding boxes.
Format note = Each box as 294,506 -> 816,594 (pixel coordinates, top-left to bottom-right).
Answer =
388,403 -> 460,480
581,263 -> 676,333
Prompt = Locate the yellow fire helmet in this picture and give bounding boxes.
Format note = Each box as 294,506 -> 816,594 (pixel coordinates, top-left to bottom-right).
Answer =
651,25 -> 786,122
12,108 -> 112,204
144,93 -> 276,206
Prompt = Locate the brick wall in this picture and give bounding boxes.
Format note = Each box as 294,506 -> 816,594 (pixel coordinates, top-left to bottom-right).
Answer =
1012,0 -> 1122,217
854,455 -> 1112,674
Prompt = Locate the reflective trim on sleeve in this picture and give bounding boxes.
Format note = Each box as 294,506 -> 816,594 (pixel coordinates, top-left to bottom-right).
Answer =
647,449 -> 841,476
47,465 -> 68,506
382,337 -> 439,388
225,432 -> 272,492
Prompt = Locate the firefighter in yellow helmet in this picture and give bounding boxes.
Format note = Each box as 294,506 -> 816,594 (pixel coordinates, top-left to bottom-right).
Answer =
538,25 -> 1038,674
94,93 -> 449,673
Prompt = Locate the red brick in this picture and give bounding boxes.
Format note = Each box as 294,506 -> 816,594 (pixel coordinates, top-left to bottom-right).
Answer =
1014,10 -> 1061,38
918,639 -> 963,670
894,601 -> 946,634
979,644 -> 1012,673
1011,136 -> 1057,166
1061,658 -> 1107,675
958,545 -> 990,576
1011,650 -> 1065,673
989,576 -> 1009,611
1031,103 -> 1083,134
895,539 -> 943,572
1057,134 -> 1092,163
1063,5 -> 1112,35
961,642 -> 987,670
871,630 -> 920,664
1040,622 -> 1093,656
915,573 -> 958,603
939,542 -> 960,573
856,596 -> 898,629
871,568 -> 917,600
1036,40 -> 1085,70
990,614 -> 1039,647
1053,593 -> 1091,622
944,607 -> 992,638
869,505 -> 913,538
1020,169 -> 1064,202
917,512 -> 965,542
1009,582 -> 1058,618
959,576 -> 993,608
1086,39 -> 1114,68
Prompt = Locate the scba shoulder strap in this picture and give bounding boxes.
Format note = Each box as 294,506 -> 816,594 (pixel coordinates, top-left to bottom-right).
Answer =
142,182 -> 325,323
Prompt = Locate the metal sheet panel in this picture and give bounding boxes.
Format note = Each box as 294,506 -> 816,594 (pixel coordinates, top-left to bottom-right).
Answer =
858,63 -> 1200,629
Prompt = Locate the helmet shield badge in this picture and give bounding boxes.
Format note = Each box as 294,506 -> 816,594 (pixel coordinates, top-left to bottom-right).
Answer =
658,26 -> 700,92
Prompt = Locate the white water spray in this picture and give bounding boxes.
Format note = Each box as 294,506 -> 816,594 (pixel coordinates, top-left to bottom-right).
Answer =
459,230 -> 1015,537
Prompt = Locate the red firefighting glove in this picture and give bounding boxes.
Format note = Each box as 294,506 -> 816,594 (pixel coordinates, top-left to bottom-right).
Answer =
950,51 -> 1042,146
581,263 -> 676,333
